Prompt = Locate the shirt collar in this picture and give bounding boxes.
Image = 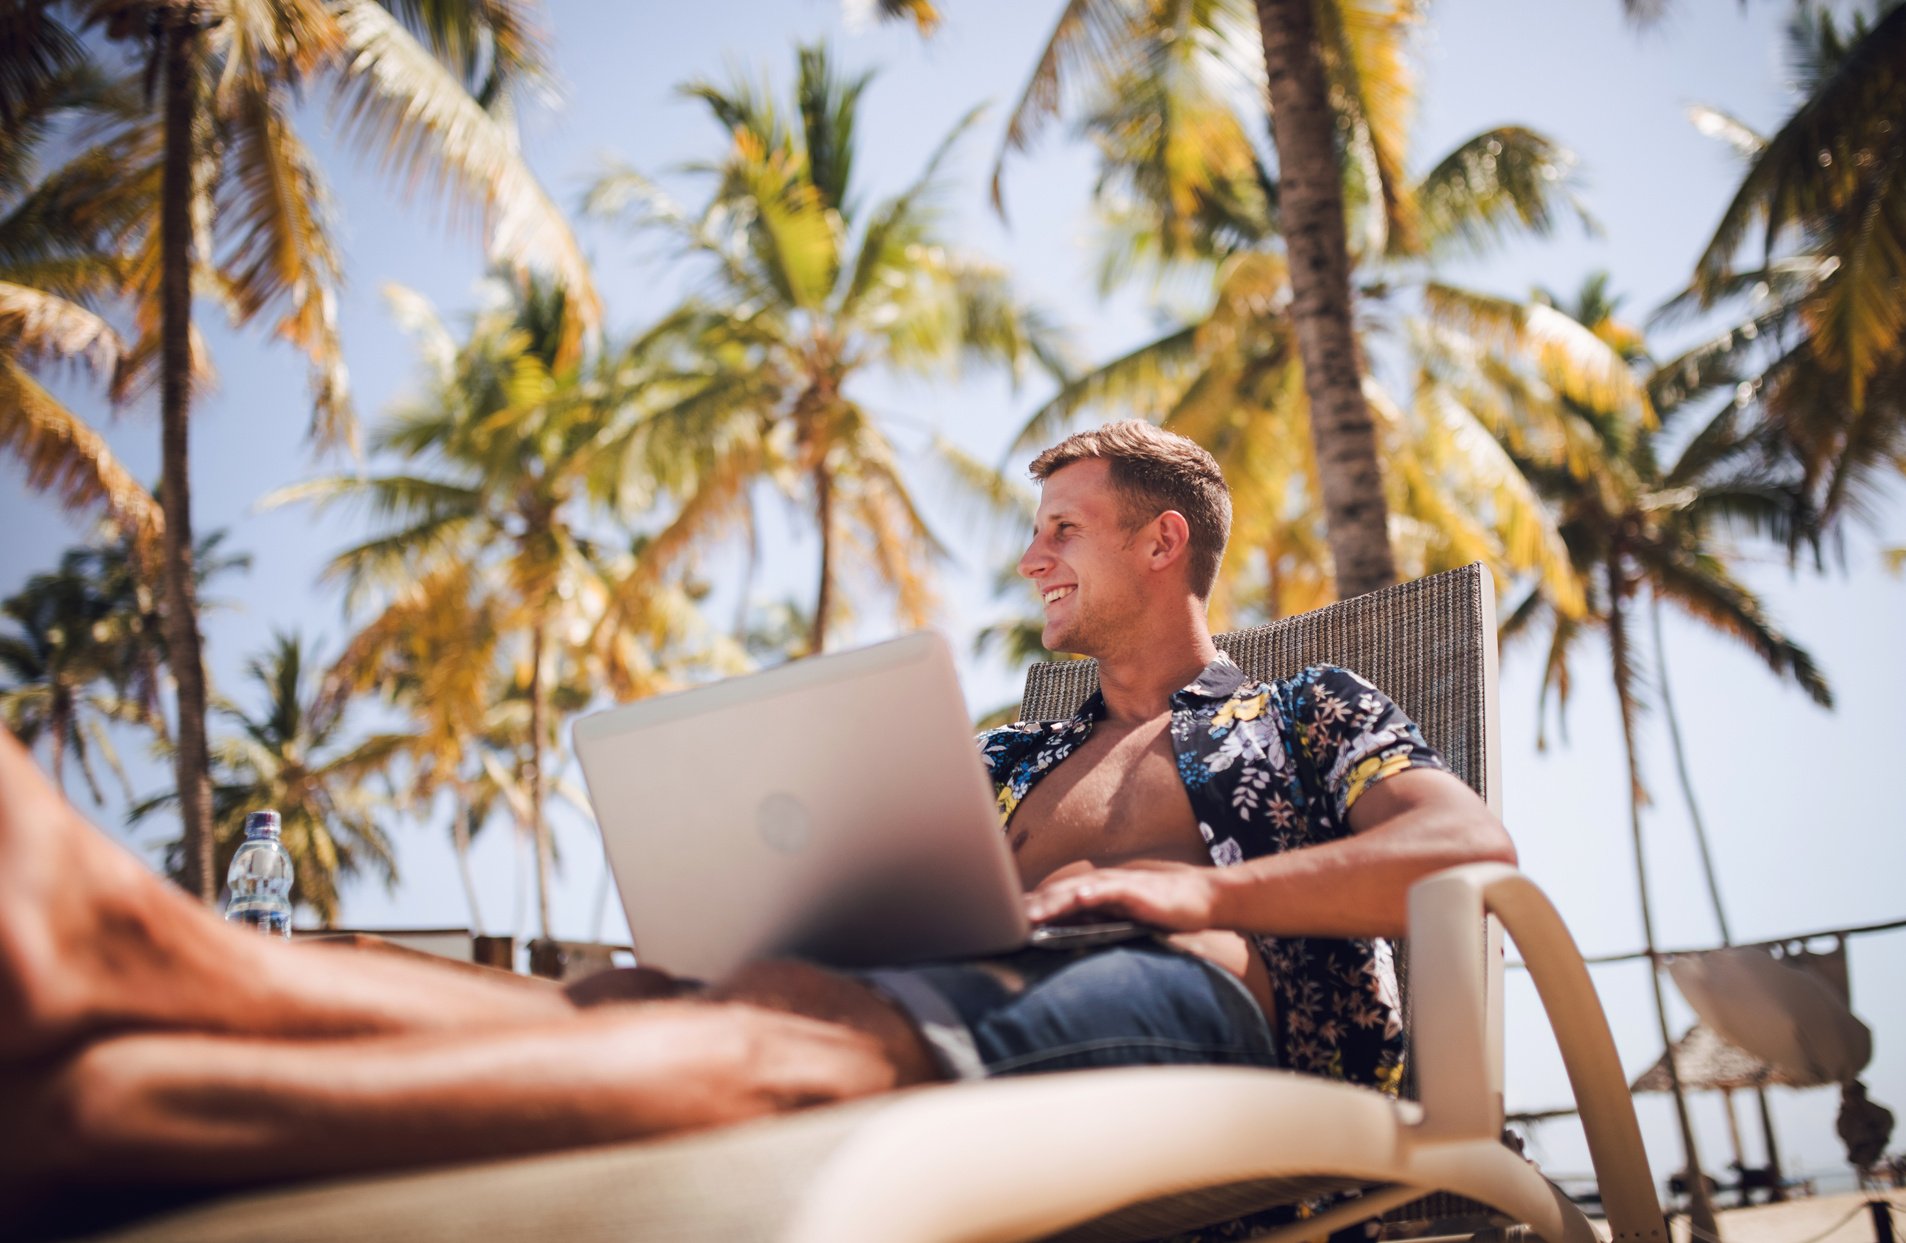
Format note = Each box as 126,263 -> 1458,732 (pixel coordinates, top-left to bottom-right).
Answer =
1177,651 -> 1248,702
1073,651 -> 1248,721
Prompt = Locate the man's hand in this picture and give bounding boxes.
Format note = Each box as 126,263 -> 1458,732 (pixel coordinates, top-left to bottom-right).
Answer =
1025,860 -> 1223,932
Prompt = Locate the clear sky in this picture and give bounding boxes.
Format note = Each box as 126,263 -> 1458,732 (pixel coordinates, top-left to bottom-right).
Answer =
2,0 -> 1900,1198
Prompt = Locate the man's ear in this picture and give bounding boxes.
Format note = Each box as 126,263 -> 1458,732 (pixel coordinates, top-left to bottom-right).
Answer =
1147,510 -> 1193,573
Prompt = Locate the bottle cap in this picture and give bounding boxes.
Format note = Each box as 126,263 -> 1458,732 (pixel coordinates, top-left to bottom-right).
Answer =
244,809 -> 282,837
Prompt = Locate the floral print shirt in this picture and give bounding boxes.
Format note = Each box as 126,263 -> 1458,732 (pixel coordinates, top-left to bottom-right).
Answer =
976,655 -> 1450,1094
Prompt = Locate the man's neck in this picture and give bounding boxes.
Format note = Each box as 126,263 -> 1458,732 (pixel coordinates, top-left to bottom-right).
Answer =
1091,608 -> 1221,725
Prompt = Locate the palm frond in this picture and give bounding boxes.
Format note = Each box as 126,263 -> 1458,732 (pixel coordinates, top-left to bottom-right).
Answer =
0,279 -> 123,375
1422,283 -> 1654,426
990,0 -> 1144,217
1011,324 -> 1201,454
859,0 -> 942,34
218,79 -> 352,447
1411,126 -> 1593,260
1687,104 -> 1767,161
0,355 -> 161,552
0,6 -> 87,133
330,0 -> 602,355
1413,383 -> 1587,615
1639,548 -> 1833,707
793,43 -> 872,216
378,0 -> 553,107
1317,0 -> 1422,255
843,102 -> 986,312
1693,4 -> 1906,297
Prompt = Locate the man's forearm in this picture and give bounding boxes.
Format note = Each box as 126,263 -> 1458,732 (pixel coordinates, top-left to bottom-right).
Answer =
1208,772 -> 1516,939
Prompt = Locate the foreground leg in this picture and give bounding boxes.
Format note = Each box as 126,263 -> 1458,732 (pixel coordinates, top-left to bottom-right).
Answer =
4,1000 -> 893,1217
0,730 -> 577,1064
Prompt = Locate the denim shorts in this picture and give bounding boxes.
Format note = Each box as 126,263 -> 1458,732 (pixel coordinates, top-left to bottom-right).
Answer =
858,936 -> 1279,1081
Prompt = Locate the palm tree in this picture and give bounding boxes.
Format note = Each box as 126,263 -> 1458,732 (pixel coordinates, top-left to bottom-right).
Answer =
135,633 -> 404,926
274,277 -> 714,939
0,58 -> 164,565
3,0 -> 600,904
1495,275 -> 1832,1242
0,527 -> 248,799
1669,2 -> 1906,535
586,42 -> 1064,654
324,562 -> 509,930
0,554 -> 143,802
1002,18 -> 1599,624
996,0 -> 1426,597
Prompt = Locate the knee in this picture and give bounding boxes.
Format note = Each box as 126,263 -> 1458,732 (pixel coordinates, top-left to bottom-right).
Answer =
717,1003 -> 899,1113
714,960 -> 943,1087
564,965 -> 697,1007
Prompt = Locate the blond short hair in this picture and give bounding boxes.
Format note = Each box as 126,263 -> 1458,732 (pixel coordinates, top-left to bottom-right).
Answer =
1029,420 -> 1231,598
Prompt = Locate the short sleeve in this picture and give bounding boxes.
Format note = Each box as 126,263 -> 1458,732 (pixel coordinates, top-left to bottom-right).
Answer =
1289,665 -> 1449,823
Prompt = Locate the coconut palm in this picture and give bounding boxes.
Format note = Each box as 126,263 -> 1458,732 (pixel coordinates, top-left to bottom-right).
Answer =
1492,275 -> 1832,1238
274,276 -> 721,938
0,554 -> 144,802
0,528 -> 247,797
133,633 -> 403,926
1005,28 -> 1600,625
1669,1 -> 1906,533
996,0 -> 1439,597
0,58 -> 162,560
994,1 -> 1610,613
586,41 -> 1065,654
2,0 -> 599,904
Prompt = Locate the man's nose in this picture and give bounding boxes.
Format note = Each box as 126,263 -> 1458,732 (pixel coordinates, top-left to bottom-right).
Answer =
1017,539 -> 1047,580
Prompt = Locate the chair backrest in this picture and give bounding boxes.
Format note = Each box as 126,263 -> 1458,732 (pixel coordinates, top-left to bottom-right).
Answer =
1019,562 -> 1501,811
1017,562 -> 1504,1103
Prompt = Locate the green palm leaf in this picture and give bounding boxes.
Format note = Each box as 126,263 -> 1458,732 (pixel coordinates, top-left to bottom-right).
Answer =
331,0 -> 602,351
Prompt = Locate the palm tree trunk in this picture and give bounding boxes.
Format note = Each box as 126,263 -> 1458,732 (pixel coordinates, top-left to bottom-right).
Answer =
1253,0 -> 1396,601
1610,559 -> 1722,1241
49,707 -> 68,797
127,546 -> 173,747
1650,596 -> 1731,944
1652,594 -> 1788,1200
527,617 -> 553,939
158,15 -> 217,904
450,794 -> 486,936
810,464 -> 834,654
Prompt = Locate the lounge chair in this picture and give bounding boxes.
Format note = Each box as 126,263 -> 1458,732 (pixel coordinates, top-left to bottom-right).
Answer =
60,562 -> 1663,1243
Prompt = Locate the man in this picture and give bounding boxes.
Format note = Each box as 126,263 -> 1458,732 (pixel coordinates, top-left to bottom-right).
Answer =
0,420 -> 1512,1217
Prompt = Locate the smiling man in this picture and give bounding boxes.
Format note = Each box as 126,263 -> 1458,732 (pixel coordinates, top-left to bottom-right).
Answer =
0,420 -> 1512,1220
952,420 -> 1517,1089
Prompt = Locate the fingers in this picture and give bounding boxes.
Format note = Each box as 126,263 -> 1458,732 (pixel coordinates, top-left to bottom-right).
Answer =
1026,875 -> 1129,924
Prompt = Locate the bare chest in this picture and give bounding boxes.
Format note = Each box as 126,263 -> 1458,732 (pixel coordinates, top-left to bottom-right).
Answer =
1007,715 -> 1208,890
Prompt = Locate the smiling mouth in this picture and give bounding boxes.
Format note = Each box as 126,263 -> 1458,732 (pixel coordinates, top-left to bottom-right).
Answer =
1042,585 -> 1076,606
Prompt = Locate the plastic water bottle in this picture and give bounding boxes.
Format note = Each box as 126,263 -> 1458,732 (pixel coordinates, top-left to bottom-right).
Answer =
224,810 -> 294,938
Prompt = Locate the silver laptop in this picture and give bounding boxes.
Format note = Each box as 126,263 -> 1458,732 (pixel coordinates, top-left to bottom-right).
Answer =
572,631 -> 1032,980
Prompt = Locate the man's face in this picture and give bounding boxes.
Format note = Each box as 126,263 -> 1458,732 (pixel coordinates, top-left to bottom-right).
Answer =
1017,459 -> 1151,657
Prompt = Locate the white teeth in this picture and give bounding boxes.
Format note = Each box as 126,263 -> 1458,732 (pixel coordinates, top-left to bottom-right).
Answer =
1043,586 -> 1074,605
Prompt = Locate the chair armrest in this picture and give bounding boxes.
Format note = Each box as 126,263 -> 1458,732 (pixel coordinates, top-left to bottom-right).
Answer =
1407,863 -> 1664,1243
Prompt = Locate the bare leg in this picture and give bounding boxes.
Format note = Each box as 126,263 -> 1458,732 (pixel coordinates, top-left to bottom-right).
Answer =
0,729 -> 577,1062
2,1001 -> 896,1218
0,729 -> 950,1218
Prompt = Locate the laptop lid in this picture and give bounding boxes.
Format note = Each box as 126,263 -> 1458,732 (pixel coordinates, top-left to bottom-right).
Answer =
572,631 -> 1030,980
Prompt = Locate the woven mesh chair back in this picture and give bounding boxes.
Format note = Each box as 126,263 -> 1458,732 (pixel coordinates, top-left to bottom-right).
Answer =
1018,563 -> 1497,806
1017,562 -> 1501,1106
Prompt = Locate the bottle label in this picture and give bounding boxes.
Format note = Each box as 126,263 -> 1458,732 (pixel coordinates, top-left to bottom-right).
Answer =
225,905 -> 292,938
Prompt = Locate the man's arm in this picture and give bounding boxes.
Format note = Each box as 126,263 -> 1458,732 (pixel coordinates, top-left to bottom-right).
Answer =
1024,768 -> 1515,939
